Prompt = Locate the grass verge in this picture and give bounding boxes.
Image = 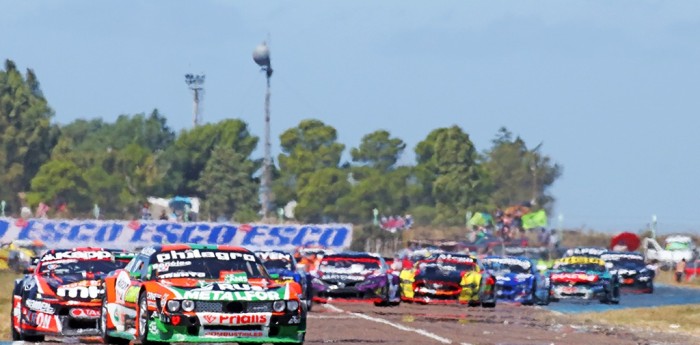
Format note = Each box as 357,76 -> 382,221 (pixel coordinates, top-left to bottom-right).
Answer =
0,270 -> 22,340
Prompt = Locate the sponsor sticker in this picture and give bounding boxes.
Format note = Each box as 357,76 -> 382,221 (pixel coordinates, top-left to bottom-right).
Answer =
57,285 -> 103,299
224,272 -> 249,284
42,250 -> 113,262
558,256 -> 605,266
256,251 -> 292,262
115,271 -> 131,303
199,312 -> 270,326
183,289 -> 281,301
204,330 -> 264,337
69,308 -> 100,318
25,299 -> 55,314
155,249 -> 256,263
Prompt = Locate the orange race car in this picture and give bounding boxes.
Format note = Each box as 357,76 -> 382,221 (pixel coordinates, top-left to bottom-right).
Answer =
100,244 -> 307,345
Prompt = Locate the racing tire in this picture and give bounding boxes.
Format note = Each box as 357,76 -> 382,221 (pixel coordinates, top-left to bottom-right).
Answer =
646,282 -> 654,294
373,278 -> 391,307
101,295 -> 130,345
11,309 -> 21,341
481,301 -> 496,308
15,305 -> 45,343
137,292 -> 159,345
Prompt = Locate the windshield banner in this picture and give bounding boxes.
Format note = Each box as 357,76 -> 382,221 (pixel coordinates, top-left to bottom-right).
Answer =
0,218 -> 352,251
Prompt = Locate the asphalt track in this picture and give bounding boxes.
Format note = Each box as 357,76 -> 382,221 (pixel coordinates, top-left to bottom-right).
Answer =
4,285 -> 700,345
546,284 -> 700,314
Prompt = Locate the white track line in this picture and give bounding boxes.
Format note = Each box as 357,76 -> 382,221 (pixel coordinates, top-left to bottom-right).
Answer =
323,304 -> 452,344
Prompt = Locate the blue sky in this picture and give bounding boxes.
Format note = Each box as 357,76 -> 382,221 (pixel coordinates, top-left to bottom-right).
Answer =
2,1 -> 699,233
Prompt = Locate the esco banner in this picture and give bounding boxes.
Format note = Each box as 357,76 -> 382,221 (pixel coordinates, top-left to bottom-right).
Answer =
0,218 -> 352,251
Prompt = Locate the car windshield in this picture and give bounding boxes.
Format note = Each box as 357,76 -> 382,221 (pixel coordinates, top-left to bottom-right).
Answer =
38,259 -> 127,276
602,254 -> 645,269
558,263 -> 605,273
482,258 -> 531,274
262,259 -> 293,270
319,257 -> 380,274
153,249 -> 267,280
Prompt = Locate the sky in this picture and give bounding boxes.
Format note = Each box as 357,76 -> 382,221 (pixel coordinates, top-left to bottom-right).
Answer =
2,1 -> 700,233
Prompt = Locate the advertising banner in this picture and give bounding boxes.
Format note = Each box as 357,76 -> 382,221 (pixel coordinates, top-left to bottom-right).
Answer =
0,218 -> 352,251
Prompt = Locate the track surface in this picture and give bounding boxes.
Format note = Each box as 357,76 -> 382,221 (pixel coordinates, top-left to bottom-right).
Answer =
547,284 -> 700,314
6,285 -> 700,345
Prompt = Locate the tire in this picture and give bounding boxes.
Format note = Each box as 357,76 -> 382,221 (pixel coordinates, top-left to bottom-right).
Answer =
16,306 -> 44,342
373,278 -> 390,307
11,309 -> 21,341
101,295 -> 130,345
646,282 -> 654,294
137,292 -> 155,345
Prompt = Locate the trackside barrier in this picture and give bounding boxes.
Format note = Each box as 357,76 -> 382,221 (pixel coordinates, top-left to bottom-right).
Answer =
0,218 -> 353,251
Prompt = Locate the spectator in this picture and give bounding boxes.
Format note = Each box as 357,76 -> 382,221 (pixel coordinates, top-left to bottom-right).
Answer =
676,258 -> 687,283
537,228 -> 550,246
548,229 -> 559,250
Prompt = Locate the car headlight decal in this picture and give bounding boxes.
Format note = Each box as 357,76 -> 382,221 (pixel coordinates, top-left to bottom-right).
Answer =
166,300 -> 180,313
286,300 -> 299,311
181,300 -> 195,312
272,300 -> 286,312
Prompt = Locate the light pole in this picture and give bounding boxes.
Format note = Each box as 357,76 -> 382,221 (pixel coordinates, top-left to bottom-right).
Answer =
185,74 -> 205,127
253,42 -> 273,220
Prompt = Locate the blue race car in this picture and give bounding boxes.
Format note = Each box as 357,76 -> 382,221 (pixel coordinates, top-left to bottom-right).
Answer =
255,250 -> 314,310
482,256 -> 550,305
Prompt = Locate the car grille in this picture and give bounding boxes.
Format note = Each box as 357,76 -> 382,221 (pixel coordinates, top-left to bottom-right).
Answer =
195,301 -> 223,313
194,301 -> 273,313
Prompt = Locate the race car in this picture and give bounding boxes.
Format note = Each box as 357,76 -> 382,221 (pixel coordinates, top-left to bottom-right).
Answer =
11,247 -> 134,341
255,250 -> 313,310
550,256 -> 620,304
311,252 -> 400,306
601,251 -> 655,293
100,244 -> 307,345
399,253 -> 496,307
481,256 -> 550,305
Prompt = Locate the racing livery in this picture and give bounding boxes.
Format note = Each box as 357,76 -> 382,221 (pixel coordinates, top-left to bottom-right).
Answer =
100,244 -> 306,345
550,256 -> 620,304
311,252 -> 400,306
399,253 -> 496,307
481,256 -> 550,305
11,247 -> 133,341
601,252 -> 654,293
255,250 -> 313,310
563,247 -> 608,258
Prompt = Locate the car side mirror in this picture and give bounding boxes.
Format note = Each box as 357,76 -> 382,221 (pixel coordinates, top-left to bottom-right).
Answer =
269,273 -> 280,280
23,267 -> 34,274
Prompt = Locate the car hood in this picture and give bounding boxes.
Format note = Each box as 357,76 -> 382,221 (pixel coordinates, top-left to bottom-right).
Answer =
154,278 -> 293,302
495,273 -> 534,285
415,268 -> 464,283
38,273 -> 105,301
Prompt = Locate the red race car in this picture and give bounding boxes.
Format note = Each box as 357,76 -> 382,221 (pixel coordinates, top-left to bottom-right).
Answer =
11,247 -> 133,341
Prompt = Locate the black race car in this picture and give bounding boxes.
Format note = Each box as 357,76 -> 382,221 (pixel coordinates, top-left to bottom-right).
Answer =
601,251 -> 655,293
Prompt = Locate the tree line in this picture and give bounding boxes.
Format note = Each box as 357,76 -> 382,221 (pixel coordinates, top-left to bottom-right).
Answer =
0,59 -> 562,225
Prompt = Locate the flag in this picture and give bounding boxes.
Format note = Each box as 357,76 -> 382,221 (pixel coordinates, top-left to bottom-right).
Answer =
468,212 -> 492,227
522,209 -> 548,229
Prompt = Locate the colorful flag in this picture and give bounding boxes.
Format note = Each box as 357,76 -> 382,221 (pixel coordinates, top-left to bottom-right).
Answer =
522,209 -> 548,229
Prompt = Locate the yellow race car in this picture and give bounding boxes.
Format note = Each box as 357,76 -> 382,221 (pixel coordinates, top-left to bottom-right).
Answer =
0,240 -> 46,272
399,253 -> 496,307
